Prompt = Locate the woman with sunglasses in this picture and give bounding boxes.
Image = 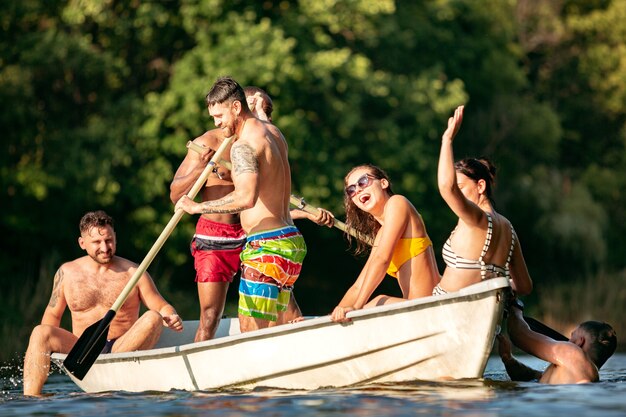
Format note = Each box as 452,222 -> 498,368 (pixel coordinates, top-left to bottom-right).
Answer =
330,164 -> 441,323
435,105 -> 533,296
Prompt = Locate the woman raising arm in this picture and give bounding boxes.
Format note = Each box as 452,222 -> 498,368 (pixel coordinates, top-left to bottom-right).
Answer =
435,105 -> 532,296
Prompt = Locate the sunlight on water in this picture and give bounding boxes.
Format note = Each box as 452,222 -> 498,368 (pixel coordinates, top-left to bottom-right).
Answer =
1,354 -> 625,417
1,357 -> 24,399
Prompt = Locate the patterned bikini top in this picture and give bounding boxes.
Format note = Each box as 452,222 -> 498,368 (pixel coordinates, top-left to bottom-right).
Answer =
442,212 -> 516,280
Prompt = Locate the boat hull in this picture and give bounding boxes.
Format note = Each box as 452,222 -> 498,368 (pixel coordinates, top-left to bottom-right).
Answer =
52,278 -> 509,392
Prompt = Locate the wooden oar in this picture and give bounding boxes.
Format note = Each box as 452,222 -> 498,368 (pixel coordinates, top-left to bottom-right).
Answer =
289,195 -> 374,245
63,135 -> 236,380
187,141 -> 231,169
186,141 -> 374,245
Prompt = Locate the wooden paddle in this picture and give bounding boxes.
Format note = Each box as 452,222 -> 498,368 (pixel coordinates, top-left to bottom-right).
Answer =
63,135 -> 236,380
187,140 -> 231,169
186,141 -> 374,245
289,195 -> 374,245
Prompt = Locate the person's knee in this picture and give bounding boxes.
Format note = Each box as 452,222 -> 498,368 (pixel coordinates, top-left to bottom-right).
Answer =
238,315 -> 271,333
141,310 -> 164,330
369,295 -> 388,306
200,305 -> 222,322
28,325 -> 54,347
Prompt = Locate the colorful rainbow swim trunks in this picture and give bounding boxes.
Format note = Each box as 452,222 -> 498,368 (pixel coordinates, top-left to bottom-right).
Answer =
238,225 -> 307,321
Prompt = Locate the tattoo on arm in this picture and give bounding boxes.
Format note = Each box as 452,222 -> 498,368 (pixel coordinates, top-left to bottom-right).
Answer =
231,143 -> 259,176
48,268 -> 64,308
199,195 -> 247,214
197,143 -> 258,214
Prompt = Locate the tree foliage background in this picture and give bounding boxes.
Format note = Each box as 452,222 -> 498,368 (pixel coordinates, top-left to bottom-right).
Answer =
2,0 -> 626,360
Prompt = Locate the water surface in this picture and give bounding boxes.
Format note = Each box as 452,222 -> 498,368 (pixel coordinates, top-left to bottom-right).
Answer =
2,354 -> 625,416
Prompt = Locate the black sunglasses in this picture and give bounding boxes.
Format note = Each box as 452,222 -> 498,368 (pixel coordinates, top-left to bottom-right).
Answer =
345,174 -> 377,198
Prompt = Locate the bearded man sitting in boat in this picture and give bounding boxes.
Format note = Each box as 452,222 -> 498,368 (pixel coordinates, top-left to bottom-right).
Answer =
23,210 -> 183,396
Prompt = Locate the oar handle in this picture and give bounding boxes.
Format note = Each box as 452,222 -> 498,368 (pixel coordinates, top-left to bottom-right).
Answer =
110,136 -> 235,312
289,195 -> 374,245
186,141 -> 232,170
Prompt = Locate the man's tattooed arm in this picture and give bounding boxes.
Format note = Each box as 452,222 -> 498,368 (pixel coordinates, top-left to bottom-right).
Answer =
198,142 -> 259,214
48,268 -> 64,308
199,195 -> 249,214
231,142 -> 259,176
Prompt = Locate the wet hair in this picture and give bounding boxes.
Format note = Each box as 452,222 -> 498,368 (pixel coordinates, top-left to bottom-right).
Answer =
579,321 -> 617,369
343,164 -> 394,255
243,86 -> 274,119
205,76 -> 246,108
455,157 -> 497,200
79,210 -> 114,234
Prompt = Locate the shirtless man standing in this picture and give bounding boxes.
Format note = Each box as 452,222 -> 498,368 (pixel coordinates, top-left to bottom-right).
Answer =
23,210 -> 183,396
170,122 -> 246,341
172,85 -> 331,339
176,76 -> 306,332
497,305 -> 617,384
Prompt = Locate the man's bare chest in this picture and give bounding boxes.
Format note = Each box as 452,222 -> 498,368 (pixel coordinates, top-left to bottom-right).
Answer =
65,272 -> 133,312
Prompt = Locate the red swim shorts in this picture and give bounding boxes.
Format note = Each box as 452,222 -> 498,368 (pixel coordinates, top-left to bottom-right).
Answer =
190,217 -> 246,283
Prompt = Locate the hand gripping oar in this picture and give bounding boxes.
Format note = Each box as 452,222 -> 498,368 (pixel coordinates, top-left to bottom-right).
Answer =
63,135 -> 236,380
289,195 -> 374,246
186,141 -> 375,246
187,141 -> 232,169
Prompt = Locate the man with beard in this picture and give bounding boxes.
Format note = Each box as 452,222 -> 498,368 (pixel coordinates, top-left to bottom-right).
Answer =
23,210 -> 183,396
176,76 -> 307,333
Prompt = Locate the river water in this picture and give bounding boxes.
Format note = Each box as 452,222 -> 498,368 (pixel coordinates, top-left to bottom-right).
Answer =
2,353 -> 625,416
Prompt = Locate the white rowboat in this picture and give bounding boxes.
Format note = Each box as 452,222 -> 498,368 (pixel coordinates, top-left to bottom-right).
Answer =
52,277 -> 510,393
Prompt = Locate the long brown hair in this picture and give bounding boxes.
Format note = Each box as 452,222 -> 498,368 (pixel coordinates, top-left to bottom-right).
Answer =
343,164 -> 394,255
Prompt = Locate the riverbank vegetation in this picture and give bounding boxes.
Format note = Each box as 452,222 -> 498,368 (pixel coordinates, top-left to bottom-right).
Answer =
2,0 -> 626,360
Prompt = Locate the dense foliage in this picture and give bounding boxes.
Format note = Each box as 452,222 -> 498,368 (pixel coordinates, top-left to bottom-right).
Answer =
2,0 -> 626,359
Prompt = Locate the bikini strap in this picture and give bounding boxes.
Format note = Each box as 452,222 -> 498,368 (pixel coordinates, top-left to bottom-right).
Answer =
504,222 -> 516,276
478,213 -> 494,280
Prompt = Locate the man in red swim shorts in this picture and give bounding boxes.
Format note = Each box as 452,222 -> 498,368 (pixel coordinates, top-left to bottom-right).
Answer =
191,218 -> 246,284
171,124 -> 244,342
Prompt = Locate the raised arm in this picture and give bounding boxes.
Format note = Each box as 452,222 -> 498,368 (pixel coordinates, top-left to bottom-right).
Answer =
247,93 -> 270,122
437,105 -> 484,226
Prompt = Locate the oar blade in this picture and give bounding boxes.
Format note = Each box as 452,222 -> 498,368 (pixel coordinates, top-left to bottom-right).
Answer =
63,310 -> 116,380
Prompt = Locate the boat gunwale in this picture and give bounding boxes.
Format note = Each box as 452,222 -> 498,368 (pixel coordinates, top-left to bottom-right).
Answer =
51,277 -> 509,367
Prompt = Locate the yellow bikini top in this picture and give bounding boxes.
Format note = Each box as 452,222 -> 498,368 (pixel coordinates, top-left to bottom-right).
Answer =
386,236 -> 432,278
